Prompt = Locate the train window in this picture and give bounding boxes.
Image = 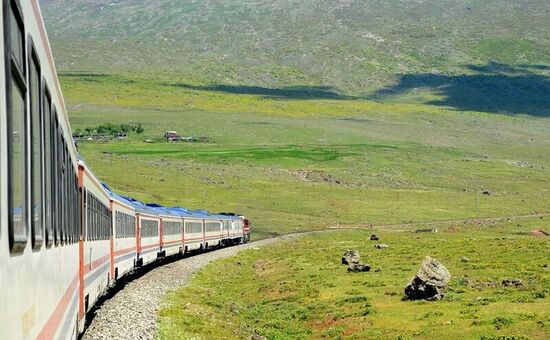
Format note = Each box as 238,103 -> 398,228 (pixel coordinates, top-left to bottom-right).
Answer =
51,115 -> 58,245
184,221 -> 202,234
29,45 -> 43,250
6,0 -> 28,253
9,1 -> 25,75
205,222 -> 220,233
42,89 -> 53,247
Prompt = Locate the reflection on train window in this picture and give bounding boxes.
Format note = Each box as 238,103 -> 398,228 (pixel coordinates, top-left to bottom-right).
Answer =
9,79 -> 27,252
7,0 -> 28,253
205,222 -> 221,233
184,221 -> 202,234
141,219 -> 159,238
116,211 -> 136,238
10,5 -> 24,73
29,47 -> 43,249
43,90 -> 53,246
86,192 -> 111,241
163,221 -> 181,236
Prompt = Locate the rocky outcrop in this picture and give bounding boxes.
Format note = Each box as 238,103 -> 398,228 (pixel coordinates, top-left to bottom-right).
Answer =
342,250 -> 370,272
341,250 -> 360,265
404,256 -> 451,301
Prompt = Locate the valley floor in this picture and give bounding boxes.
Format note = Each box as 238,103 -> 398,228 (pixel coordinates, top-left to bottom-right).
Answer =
158,217 -> 549,339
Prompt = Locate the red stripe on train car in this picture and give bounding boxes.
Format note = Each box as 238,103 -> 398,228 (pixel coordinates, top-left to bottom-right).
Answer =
37,274 -> 78,339
114,246 -> 136,257
140,243 -> 160,251
83,254 -> 110,276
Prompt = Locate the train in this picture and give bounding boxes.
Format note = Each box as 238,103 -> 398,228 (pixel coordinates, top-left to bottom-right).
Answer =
0,1 -> 251,338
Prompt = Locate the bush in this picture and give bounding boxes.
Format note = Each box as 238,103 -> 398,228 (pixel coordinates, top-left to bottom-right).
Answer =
492,316 -> 513,330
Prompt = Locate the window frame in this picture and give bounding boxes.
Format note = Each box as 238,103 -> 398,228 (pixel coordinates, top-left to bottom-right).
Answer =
5,0 -> 29,254
27,37 -> 43,250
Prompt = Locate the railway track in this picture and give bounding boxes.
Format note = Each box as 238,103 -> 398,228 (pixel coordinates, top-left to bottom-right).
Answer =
81,234 -> 301,339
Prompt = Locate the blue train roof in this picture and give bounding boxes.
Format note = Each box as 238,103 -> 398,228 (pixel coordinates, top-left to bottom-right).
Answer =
101,182 -> 239,219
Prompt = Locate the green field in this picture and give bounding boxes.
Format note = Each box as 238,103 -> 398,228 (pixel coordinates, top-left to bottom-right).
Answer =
158,219 -> 550,339
63,73 -> 550,239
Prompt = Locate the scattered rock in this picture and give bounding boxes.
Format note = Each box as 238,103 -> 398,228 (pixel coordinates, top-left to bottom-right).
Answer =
370,234 -> 379,241
248,335 -> 267,340
347,263 -> 371,272
482,190 -> 492,196
415,228 -> 438,233
342,250 -> 361,265
375,244 -> 389,249
404,256 -> 451,301
502,278 -> 524,287
461,257 -> 470,263
374,268 -> 382,273
531,229 -> 549,237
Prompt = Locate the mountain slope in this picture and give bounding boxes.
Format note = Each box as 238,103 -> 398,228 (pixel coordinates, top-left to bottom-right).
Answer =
41,0 -> 550,94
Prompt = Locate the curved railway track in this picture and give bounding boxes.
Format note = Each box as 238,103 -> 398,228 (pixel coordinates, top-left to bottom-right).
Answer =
81,235 -> 297,339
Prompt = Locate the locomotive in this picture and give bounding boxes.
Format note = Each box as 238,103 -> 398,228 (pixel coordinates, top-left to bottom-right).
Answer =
0,1 -> 251,338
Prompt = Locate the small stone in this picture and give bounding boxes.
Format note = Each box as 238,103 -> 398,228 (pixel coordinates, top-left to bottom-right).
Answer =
370,234 -> 379,241
461,257 -> 470,263
375,244 -> 389,249
374,268 -> 382,272
502,278 -> 524,287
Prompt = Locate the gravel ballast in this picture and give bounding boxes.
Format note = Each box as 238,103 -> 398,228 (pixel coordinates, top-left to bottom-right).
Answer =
82,234 -> 300,339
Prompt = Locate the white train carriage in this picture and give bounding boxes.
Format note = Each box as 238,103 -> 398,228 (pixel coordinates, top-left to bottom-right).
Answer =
146,204 -> 183,257
104,186 -> 137,281
180,209 -> 205,253
130,200 -> 161,267
219,213 -> 244,245
200,211 -> 225,249
78,160 -> 112,325
0,0 -> 81,338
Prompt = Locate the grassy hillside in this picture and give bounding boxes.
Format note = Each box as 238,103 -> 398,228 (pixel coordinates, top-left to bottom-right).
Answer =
41,0 -> 550,95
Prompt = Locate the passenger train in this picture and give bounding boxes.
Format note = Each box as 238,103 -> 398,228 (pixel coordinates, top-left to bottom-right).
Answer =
0,1 -> 251,338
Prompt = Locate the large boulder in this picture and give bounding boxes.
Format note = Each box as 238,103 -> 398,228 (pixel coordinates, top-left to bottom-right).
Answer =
404,256 -> 451,301
347,263 -> 371,272
342,250 -> 360,265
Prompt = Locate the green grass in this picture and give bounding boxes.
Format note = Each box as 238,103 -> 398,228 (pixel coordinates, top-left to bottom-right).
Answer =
158,218 -> 550,339
64,74 -> 550,239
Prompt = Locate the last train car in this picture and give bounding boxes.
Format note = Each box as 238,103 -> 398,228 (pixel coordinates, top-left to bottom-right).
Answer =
0,0 -> 81,338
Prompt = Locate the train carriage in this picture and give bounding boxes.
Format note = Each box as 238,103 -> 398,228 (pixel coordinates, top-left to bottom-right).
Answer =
146,203 -> 183,257
204,213 -> 227,249
1,1 -> 81,338
181,210 -> 205,253
104,186 -> 137,282
131,200 -> 160,267
78,160 -> 112,326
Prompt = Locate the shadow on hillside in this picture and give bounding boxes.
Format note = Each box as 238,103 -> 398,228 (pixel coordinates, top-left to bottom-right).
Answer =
371,62 -> 550,117
168,83 -> 355,100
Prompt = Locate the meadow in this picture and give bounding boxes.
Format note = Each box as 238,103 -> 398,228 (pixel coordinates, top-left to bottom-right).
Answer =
158,218 -> 549,339
63,73 -> 550,239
